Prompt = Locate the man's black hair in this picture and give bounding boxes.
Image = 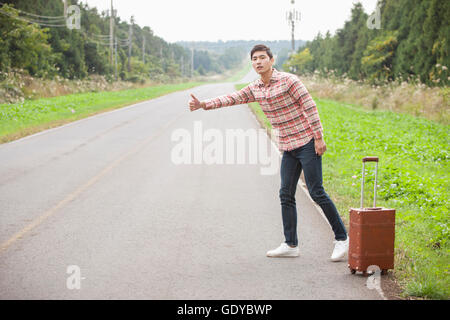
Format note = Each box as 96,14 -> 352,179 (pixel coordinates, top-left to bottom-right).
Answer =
250,44 -> 273,59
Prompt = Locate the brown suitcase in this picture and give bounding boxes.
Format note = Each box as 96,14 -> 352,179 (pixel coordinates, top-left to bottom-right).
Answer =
348,156 -> 396,276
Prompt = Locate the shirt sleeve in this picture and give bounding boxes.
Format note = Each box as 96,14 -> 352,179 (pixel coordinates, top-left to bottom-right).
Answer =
286,75 -> 323,140
203,84 -> 256,110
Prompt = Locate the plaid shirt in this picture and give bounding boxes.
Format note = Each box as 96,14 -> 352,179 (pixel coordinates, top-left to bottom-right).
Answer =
204,68 -> 324,151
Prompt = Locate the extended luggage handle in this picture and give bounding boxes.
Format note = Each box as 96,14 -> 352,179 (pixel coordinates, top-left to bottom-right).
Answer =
361,156 -> 379,209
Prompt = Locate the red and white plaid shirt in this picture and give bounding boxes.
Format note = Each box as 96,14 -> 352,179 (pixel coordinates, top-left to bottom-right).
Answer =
204,68 -> 324,151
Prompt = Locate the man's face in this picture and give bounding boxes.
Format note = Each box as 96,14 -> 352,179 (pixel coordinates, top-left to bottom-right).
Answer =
251,51 -> 274,75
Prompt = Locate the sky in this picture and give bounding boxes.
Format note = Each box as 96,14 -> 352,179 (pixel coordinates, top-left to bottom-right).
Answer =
81,0 -> 379,43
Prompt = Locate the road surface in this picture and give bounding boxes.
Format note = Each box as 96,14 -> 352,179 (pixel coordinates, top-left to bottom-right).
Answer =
0,69 -> 383,299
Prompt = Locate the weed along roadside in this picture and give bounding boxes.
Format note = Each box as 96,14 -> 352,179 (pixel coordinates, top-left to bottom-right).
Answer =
236,83 -> 450,300
0,82 -> 204,144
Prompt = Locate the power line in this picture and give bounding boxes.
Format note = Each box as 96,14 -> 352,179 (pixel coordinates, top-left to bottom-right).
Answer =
0,2 -> 66,21
84,38 -> 111,46
0,2 -> 132,43
0,3 -> 129,44
0,8 -> 67,27
81,30 -> 129,47
90,33 -> 111,38
0,10 -> 127,46
85,38 -> 128,47
13,9 -> 65,20
86,33 -> 128,42
117,42 -> 130,47
0,1 -> 142,71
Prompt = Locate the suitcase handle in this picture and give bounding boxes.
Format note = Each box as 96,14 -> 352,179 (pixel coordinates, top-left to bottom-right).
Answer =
363,156 -> 379,162
360,156 -> 379,209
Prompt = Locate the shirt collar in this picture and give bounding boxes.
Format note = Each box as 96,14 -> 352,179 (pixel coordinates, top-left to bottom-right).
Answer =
256,68 -> 280,87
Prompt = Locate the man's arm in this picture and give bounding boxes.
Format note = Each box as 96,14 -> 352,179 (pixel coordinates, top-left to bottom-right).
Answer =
189,85 -> 255,111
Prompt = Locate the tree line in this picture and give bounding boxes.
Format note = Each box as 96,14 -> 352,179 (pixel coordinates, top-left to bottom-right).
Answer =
284,0 -> 449,86
177,40 -> 306,73
0,0 -> 245,82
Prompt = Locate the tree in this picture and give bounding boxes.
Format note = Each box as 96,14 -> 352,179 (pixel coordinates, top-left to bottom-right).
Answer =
2,0 -> 193,81
282,48 -> 313,75
0,4 -> 56,77
423,0 -> 450,85
281,0 -> 448,86
361,31 -> 398,83
334,3 -> 368,77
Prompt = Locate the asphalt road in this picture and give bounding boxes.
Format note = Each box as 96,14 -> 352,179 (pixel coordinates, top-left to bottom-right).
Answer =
0,69 -> 383,299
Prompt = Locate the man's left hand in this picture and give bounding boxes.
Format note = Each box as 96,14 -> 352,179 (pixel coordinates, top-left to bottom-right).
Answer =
314,138 -> 327,156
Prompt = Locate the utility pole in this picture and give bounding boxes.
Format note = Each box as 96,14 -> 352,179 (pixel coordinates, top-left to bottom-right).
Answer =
109,0 -> 114,64
160,46 -> 165,71
191,45 -> 194,78
63,0 -> 68,17
286,0 -> 301,53
128,16 -> 134,73
114,36 -> 118,81
142,36 -> 145,64
180,55 -> 184,77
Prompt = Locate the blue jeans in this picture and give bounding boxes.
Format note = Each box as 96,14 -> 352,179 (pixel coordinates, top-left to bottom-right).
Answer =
279,138 -> 347,246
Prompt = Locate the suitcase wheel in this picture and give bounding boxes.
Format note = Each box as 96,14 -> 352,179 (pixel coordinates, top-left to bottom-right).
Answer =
350,269 -> 356,274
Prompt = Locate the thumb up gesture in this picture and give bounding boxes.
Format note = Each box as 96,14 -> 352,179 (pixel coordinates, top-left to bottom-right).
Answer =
189,94 -> 204,112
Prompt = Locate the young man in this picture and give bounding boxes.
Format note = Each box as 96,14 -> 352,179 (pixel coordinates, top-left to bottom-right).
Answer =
189,44 -> 348,261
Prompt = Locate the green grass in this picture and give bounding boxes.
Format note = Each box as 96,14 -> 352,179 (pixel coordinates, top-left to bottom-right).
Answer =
0,82 -> 204,143
318,98 -> 449,300
0,63 -> 254,144
248,101 -> 272,130
237,84 -> 450,300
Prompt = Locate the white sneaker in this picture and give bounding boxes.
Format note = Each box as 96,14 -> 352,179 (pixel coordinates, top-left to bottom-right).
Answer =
330,237 -> 349,262
266,243 -> 299,257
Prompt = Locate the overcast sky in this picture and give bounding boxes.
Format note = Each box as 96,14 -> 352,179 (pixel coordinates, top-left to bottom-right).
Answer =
81,0 -> 379,43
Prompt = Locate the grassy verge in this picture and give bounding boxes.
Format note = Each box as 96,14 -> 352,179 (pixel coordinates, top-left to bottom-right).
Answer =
318,98 -> 449,300
0,62 -> 254,144
0,81 -> 204,143
236,84 -> 449,300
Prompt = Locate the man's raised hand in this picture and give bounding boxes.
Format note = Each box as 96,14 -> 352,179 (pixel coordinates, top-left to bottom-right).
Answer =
189,94 -> 203,112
